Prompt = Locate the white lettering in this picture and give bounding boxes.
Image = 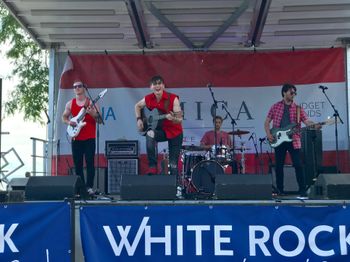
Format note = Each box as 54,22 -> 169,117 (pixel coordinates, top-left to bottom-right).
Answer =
309,226 -> 335,256
0,224 -> 19,253
214,225 -> 234,256
144,225 -> 171,256
249,225 -> 271,256
339,225 -> 350,255
187,225 -> 210,255
177,225 -> 183,255
273,225 -> 304,257
103,217 -> 149,256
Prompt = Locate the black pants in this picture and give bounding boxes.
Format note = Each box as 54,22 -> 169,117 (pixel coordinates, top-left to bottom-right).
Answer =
274,142 -> 305,194
71,138 -> 96,188
146,130 -> 183,177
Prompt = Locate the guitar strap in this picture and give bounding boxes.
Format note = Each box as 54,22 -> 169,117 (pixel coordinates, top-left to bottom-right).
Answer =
164,92 -> 171,112
296,105 -> 301,124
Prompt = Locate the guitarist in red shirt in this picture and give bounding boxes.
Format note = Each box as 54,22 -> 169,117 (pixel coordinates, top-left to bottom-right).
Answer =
62,80 -> 102,196
135,75 -> 183,177
264,83 -> 320,198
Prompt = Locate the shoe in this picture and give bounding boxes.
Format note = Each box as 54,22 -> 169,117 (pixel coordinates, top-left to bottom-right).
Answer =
297,192 -> 308,200
87,188 -> 95,196
146,167 -> 158,175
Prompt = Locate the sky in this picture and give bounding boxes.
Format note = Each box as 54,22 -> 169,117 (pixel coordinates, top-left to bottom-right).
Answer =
1,46 -> 46,182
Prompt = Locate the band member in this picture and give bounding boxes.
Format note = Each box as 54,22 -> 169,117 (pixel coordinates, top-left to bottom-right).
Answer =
62,80 -> 102,196
264,83 -> 320,197
200,116 -> 233,150
135,75 -> 183,177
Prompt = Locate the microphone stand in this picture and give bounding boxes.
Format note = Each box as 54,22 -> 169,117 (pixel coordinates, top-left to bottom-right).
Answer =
221,103 -> 237,173
320,87 -> 343,172
84,85 -> 105,195
258,138 -> 265,174
251,134 -> 259,174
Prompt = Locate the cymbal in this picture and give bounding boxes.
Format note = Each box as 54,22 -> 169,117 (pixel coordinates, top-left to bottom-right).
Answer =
228,129 -> 250,136
182,145 -> 207,151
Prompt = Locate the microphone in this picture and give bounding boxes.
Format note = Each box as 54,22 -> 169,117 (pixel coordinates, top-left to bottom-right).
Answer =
207,83 -> 212,88
319,85 -> 328,90
248,132 -> 254,141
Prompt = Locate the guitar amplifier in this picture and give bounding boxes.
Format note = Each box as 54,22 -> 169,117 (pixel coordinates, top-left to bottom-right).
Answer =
105,140 -> 139,159
108,159 -> 138,194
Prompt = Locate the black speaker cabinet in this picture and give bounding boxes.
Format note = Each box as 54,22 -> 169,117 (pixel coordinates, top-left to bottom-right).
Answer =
120,175 -> 177,200
25,176 -> 87,200
271,165 -> 299,193
215,174 -> 272,200
310,173 -> 350,200
301,128 -> 323,186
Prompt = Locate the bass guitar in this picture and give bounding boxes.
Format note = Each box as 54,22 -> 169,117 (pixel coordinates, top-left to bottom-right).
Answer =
269,118 -> 335,148
67,89 -> 107,138
139,108 -> 169,136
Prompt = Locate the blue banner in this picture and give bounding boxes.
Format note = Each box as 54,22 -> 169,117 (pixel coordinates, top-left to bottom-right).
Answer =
0,202 -> 72,262
80,205 -> 350,262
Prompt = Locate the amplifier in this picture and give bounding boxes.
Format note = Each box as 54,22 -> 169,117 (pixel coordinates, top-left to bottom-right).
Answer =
105,140 -> 139,158
108,159 -> 138,194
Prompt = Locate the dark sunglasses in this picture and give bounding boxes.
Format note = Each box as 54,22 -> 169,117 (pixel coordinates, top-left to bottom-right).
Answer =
73,84 -> 84,89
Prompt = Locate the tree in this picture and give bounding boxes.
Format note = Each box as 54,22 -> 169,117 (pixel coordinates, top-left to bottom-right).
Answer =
0,4 -> 49,123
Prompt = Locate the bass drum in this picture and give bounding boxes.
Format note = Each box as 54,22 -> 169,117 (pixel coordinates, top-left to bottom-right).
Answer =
191,160 -> 224,195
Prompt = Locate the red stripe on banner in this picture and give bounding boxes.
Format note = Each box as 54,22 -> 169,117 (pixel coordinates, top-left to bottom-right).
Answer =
60,48 -> 345,89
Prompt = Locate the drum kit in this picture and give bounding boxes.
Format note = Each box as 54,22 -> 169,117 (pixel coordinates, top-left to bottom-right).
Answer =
180,129 -> 250,198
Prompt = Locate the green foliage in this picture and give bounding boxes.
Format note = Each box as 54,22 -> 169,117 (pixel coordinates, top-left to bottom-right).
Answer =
0,4 -> 49,123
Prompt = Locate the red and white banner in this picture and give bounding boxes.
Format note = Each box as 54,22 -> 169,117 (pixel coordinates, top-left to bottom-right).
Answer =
56,48 -> 348,175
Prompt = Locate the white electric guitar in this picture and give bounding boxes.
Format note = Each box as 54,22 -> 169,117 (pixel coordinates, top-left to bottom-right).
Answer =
67,89 -> 107,138
269,118 -> 335,148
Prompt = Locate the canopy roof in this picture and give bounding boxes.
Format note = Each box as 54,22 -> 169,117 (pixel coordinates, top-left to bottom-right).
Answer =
2,0 -> 350,52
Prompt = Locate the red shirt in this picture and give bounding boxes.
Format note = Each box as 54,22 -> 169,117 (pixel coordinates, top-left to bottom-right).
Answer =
200,130 -> 232,148
145,90 -> 183,139
71,98 -> 96,140
267,100 -> 308,149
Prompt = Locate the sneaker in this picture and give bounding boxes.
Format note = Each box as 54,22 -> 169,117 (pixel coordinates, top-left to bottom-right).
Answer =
87,188 -> 95,196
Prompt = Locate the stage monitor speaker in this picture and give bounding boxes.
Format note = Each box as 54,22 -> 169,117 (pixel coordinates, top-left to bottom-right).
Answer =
120,175 -> 177,200
7,178 -> 29,191
25,176 -> 87,200
301,128 -> 323,186
108,159 -> 138,194
310,173 -> 350,200
70,167 -> 107,194
215,174 -> 272,200
271,165 -> 299,193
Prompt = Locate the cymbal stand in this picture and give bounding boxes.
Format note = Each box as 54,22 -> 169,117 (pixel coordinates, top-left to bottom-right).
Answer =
207,84 -> 219,162
221,102 -> 237,163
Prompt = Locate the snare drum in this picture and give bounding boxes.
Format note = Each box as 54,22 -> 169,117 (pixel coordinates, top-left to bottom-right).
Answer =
210,145 -> 231,164
191,160 -> 224,194
183,151 -> 207,177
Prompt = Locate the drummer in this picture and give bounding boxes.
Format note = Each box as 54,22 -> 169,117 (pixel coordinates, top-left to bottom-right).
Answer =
200,116 -> 233,151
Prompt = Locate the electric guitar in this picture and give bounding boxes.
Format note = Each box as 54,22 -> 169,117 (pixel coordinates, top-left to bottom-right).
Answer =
67,89 -> 107,138
139,108 -> 169,136
269,118 -> 335,148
